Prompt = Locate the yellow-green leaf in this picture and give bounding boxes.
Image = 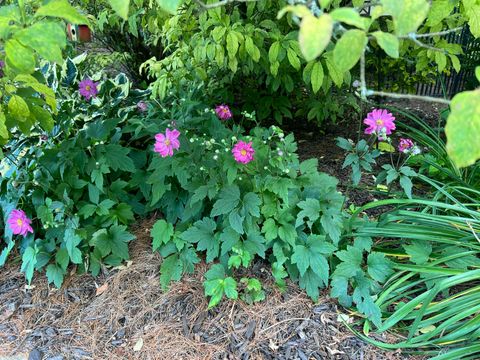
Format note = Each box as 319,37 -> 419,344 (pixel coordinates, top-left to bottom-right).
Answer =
311,61 -> 324,93
0,112 -> 8,139
445,89 -> 480,168
333,29 -> 367,72
299,13 -> 333,62
35,0 -> 89,25
330,8 -> 367,30
14,22 -> 66,63
476,66 -> 480,82
5,39 -> 35,74
8,95 -> 30,122
381,0 -> 430,36
156,0 -> 182,15
378,142 -> 395,153
372,31 -> 399,58
108,0 -> 130,20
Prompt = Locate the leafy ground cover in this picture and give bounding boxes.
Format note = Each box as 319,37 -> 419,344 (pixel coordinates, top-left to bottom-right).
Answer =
0,207 -> 418,360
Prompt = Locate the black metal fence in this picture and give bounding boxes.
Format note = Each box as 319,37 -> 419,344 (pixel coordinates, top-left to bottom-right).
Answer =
360,3 -> 480,98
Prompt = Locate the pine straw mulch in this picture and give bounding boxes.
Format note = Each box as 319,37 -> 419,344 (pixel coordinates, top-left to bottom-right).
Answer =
0,217 -> 415,360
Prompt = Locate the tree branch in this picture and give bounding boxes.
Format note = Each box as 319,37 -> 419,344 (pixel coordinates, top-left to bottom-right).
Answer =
400,26 -> 464,39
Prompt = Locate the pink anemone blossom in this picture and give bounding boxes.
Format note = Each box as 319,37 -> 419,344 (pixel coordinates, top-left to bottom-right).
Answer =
232,141 -> 255,164
79,78 -> 99,100
154,128 -> 180,157
7,209 -> 33,236
215,105 -> 232,120
364,109 -> 396,137
398,138 -> 414,153
137,101 -> 148,112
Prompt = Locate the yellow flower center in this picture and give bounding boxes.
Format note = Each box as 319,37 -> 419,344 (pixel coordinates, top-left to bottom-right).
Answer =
240,149 -> 247,156
223,108 -> 229,114
85,85 -> 91,91
164,139 -> 171,146
17,219 -> 23,226
376,119 -> 383,126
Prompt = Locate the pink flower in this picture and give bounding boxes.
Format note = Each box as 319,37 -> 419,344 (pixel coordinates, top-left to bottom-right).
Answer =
7,209 -> 33,237
79,78 -> 99,100
364,109 -> 396,137
232,141 -> 255,164
398,138 -> 414,153
215,105 -> 232,120
137,101 -> 148,112
154,128 -> 180,157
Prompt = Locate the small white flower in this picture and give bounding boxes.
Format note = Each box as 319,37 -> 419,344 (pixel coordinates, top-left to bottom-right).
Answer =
278,133 -> 284,138
87,146 -> 91,150
239,176 -> 242,180
100,141 -> 104,145
225,148 -> 229,152
263,166 -> 268,170
232,136 -> 237,141
190,138 -> 194,143
95,162 -> 100,166
278,150 -> 284,156
210,138 -> 215,143
284,169 -> 290,174
200,166 -> 205,171
213,155 -> 218,160
215,149 -> 220,154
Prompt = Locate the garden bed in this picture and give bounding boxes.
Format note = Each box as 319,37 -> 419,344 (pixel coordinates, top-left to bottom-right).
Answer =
0,216 -> 417,360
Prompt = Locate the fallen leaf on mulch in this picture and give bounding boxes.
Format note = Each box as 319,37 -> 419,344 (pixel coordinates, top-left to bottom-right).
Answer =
133,338 -> 144,352
96,283 -> 108,296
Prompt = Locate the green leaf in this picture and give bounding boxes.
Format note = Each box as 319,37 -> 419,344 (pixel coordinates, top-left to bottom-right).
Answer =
299,13 -> 333,61
211,185 -> 240,217
91,225 -> 134,260
367,252 -> 393,283
5,39 -> 35,74
156,0 -> 182,15
287,47 -> 301,70
151,219 -> 174,251
243,192 -> 261,217
330,8 -> 367,30
334,246 -> 362,278
228,210 -> 244,234
180,217 -> 216,245
381,0 -> 430,36
298,269 -> 323,301
476,66 -> 480,82
445,89 -> 480,167
325,52 -> 344,87
333,29 -> 367,72
64,228 -> 83,264
331,276 -> 352,306
108,0 -> 129,20
8,95 -> 30,122
354,236 -> 373,252
311,61 -> 324,93
30,105 -> 54,131
0,113 -> 8,139
295,198 -> 320,228
56,248 -> 69,271
21,246 -> 37,284
403,240 -> 432,264
35,0 -> 89,24
261,218 -> 278,241
269,41 -> 280,63
104,144 -> 135,172
399,175 -> 413,199
14,22 -> 66,63
46,264 -> 65,288
204,264 -> 237,308
372,31 -> 399,58
160,254 -> 183,290
352,275 -> 382,326
291,245 -> 310,276
226,31 -> 239,58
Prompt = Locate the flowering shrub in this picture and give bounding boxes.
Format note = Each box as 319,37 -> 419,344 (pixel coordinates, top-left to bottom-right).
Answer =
337,109 -> 419,198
